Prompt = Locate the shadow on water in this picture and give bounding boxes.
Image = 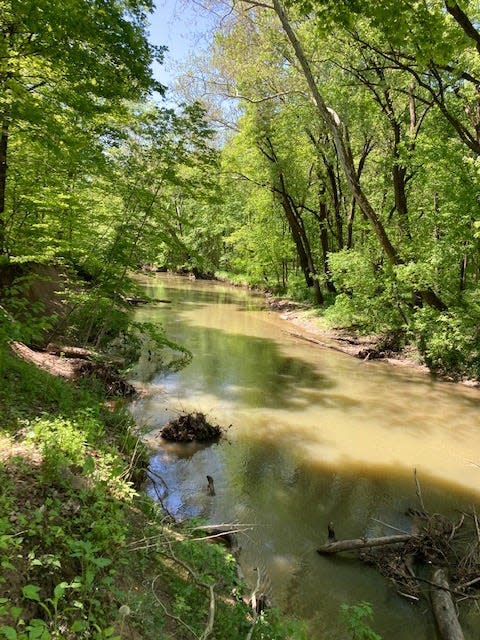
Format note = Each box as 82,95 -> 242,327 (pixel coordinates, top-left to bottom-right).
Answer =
146,435 -> 480,640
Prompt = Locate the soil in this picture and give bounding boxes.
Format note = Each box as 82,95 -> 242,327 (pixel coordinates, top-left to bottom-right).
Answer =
2,262 -> 136,396
277,306 -> 427,365
10,341 -> 136,397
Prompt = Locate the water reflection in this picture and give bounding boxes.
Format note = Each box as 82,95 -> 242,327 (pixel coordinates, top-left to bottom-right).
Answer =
151,326 -> 336,409
141,279 -> 264,310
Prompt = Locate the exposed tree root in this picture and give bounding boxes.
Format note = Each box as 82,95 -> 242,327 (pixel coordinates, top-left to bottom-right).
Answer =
10,340 -> 135,396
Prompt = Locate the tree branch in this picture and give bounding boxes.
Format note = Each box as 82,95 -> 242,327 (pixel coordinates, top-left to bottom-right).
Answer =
445,1 -> 480,55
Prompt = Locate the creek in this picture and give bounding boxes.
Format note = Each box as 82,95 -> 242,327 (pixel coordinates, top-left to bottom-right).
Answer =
129,274 -> 480,639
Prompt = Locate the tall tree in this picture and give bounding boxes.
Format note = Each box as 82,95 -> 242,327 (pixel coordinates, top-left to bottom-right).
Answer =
0,0 -> 162,254
265,0 -> 448,311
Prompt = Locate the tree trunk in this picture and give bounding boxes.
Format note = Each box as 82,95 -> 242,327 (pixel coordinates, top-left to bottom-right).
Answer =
459,254 -> 467,291
272,0 -> 399,263
0,119 -> 9,254
392,123 -> 411,239
319,200 -> 336,292
261,133 -> 324,304
325,160 -> 343,249
279,191 -> 323,304
270,0 -> 448,312
346,198 -> 355,249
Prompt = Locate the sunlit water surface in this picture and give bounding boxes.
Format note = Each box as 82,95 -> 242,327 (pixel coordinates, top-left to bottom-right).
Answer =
130,274 -> 480,639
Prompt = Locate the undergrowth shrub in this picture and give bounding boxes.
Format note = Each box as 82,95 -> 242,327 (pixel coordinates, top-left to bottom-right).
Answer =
326,250 -> 408,332
412,306 -> 480,378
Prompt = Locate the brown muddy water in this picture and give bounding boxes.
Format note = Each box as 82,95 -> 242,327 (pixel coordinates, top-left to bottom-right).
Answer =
129,274 -> 480,639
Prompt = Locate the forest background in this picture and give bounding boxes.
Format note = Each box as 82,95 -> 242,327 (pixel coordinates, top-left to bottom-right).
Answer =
1,0 -> 480,379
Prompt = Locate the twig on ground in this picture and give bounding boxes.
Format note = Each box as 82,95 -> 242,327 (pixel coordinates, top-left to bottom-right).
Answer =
200,585 -> 216,640
449,514 -> 465,541
120,437 -> 143,481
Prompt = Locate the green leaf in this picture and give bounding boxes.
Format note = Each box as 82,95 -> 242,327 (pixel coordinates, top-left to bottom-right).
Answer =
27,625 -> 50,640
22,585 -> 41,602
71,620 -> 86,632
93,557 -> 111,568
26,620 -> 50,640
0,626 -> 18,640
82,454 -> 95,475
9,607 -> 22,621
53,582 -> 68,601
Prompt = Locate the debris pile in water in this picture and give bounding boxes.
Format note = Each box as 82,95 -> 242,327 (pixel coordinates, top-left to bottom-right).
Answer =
161,412 -> 223,442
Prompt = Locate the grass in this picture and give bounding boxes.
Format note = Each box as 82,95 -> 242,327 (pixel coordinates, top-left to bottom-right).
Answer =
0,344 -> 306,640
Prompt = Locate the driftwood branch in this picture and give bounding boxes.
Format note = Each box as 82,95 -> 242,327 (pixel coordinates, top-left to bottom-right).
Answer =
430,569 -> 465,640
45,343 -> 125,366
46,343 -> 97,359
317,533 -> 415,555
414,468 -> 426,512
283,330 -> 352,354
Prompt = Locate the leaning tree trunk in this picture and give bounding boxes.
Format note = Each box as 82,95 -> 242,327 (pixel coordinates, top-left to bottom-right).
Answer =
270,0 -> 447,312
279,190 -> 324,304
318,200 -> 336,293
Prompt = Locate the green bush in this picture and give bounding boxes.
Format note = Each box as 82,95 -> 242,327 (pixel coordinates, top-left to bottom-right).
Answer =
412,306 -> 480,378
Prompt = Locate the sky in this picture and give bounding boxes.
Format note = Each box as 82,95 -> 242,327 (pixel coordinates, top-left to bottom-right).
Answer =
147,0 -> 217,90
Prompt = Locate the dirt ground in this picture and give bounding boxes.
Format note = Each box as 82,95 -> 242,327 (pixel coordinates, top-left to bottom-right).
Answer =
10,341 -> 80,379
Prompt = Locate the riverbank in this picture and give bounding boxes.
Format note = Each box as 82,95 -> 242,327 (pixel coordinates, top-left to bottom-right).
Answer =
260,292 -> 479,389
0,343 -> 304,639
211,270 -> 480,387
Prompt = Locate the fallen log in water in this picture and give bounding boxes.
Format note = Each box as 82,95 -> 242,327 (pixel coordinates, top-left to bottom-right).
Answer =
315,474 -> 475,639
431,569 -> 465,640
317,533 -> 415,555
